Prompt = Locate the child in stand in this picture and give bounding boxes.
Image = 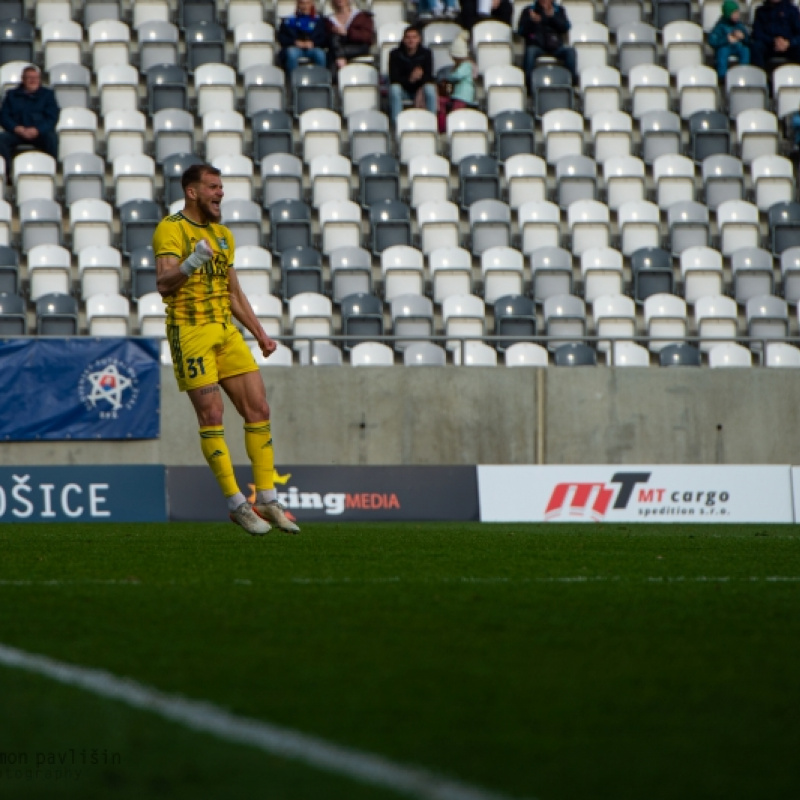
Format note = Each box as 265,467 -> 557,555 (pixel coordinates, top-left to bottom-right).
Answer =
708,1 -> 750,79
437,33 -> 475,133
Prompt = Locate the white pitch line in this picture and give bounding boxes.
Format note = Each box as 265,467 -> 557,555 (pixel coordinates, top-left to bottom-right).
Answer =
0,643 -> 528,800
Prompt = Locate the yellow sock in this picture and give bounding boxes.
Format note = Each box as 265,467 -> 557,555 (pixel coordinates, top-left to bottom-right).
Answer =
244,420 -> 274,492
199,426 -> 240,498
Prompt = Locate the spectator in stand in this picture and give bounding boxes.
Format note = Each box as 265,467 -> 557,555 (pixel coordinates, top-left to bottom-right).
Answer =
517,0 -> 577,86
0,65 -> 59,178
278,0 -> 329,75
388,24 -> 438,124
750,0 -> 800,70
709,1 -> 751,79
326,0 -> 375,74
437,33 -> 476,132
416,0 -> 460,21
460,0 -> 513,30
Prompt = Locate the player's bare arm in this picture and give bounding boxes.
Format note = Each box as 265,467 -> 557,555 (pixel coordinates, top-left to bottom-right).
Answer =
156,240 -> 215,298
228,267 -> 277,358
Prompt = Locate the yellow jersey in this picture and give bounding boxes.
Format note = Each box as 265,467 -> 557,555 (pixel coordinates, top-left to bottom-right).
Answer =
152,212 -> 236,326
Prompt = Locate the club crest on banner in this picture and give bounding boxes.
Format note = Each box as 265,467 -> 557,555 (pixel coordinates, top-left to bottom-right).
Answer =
78,358 -> 141,420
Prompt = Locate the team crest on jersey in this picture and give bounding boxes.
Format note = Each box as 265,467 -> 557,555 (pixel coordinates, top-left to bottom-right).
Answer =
218,237 -> 229,250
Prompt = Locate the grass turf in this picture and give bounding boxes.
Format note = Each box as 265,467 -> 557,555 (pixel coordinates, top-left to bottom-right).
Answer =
0,522 -> 798,800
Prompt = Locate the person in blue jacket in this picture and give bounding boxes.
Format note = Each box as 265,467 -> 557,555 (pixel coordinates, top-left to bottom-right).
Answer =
751,0 -> 800,69
709,1 -> 751,78
278,0 -> 329,75
0,65 -> 59,178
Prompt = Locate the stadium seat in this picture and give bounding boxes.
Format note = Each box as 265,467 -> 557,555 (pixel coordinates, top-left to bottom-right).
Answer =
280,246 -> 324,301
472,20 -> 513,76
659,341 -> 701,366
0,19 -> 35,65
220,199 -> 263,249
632,247 -> 675,303
653,153 -> 696,211
481,246 -> 525,305
340,292 -> 384,350
243,65 -> 286,116
716,200 -> 760,257
504,154 -> 547,210
318,199 -> 360,255
69,198 -> 114,255
152,109 -> 195,165
350,342 -> 394,367
541,108 -> 584,165
688,110 -> 731,163
443,294 -> 486,354
41,20 -> 82,72
580,65 -> 622,120
677,66 -> 719,120
486,108 -> 534,167
288,291 -> 334,351
668,201 -> 710,256
617,22 -> 658,77
338,63 -> 380,119
261,153 -> 303,208
86,293 -> 130,336
494,294 -> 537,351
299,108 -> 342,164
252,109 -> 294,161
593,293 -> 637,353
97,63 -> 140,116
56,107 -> 99,160
531,246 -> 573,304
553,342 -> 597,366
446,108 -> 490,165
138,21 -> 180,72
543,294 -> 587,350
751,155 -> 795,213
590,110 -> 634,164
663,21 -> 704,76
568,200 -> 610,257
695,294 -> 738,352
519,200 -> 561,254
234,21 -> 275,74
396,109 -> 438,165
452,340 -> 498,366
78,245 -> 122,301
764,342 -> 800,367
119,199 -> 162,256
36,292 -> 78,335
554,155 -> 596,210
130,246 -> 157,299
746,294 -> 789,351
581,247 -> 624,303
726,65 -> 769,120
185,22 -> 226,72
403,341 -> 446,366
504,341 -> 549,366
391,293 -> 435,352
768,202 -> 800,256
104,109 -> 147,162
292,65 -> 335,117
680,246 -> 724,305
569,21 -> 610,73
459,154 -> 501,209
701,154 -> 744,210
629,64 -> 671,119
202,109 -> 245,162
429,246 -> 473,305
348,110 -> 391,165
13,152 -> 56,205
644,293 -> 688,352
63,153 -> 106,206
28,244 -> 71,302
603,156 -> 646,212
194,63 -> 237,117
780,247 -> 800,305
0,245 -> 19,295
113,154 -> 157,206
234,245 -> 273,297
0,291 -> 26,335
736,109 -> 779,165
359,153 -> 401,208
408,154 -> 451,209
639,110 -> 682,165
309,154 -> 353,210
608,340 -> 650,367
708,342 -> 752,367
330,246 -> 373,303
20,199 -> 62,251
246,293 -> 283,340
137,291 -> 167,338
88,20 -> 131,72
49,64 -> 92,110
370,200 -> 412,255
484,65 -> 526,119
469,199 -> 512,256
731,247 -> 775,305
381,245 -> 425,302
531,65 -> 575,119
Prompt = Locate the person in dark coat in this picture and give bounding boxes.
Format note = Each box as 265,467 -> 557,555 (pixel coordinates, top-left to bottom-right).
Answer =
459,0 -> 513,31
0,65 -> 59,178
326,0 -> 375,73
388,24 -> 438,123
277,0 -> 330,75
750,0 -> 800,69
517,0 -> 577,86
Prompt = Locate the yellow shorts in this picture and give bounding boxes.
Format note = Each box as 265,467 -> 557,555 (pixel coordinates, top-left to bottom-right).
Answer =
167,322 -> 258,392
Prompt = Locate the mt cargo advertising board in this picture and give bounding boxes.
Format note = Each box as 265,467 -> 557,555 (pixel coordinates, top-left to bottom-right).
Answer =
168,465 -> 479,522
478,465 -> 794,524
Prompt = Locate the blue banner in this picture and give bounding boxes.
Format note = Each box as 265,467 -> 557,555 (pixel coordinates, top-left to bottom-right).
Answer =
0,466 -> 166,522
0,338 -> 160,441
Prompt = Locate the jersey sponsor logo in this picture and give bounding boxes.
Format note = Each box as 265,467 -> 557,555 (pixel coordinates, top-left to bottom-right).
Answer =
78,358 -> 141,420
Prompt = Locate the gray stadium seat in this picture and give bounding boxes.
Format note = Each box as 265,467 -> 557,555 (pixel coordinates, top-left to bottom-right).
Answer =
0,291 -> 25,334
340,292 -> 384,350
36,292 -> 78,335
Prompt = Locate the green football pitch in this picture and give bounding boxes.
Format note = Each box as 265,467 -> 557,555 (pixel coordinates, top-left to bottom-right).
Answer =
0,522 -> 798,800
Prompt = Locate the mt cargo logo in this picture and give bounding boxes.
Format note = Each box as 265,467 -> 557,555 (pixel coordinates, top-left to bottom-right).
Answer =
477,466 -> 793,524
544,472 -> 731,520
